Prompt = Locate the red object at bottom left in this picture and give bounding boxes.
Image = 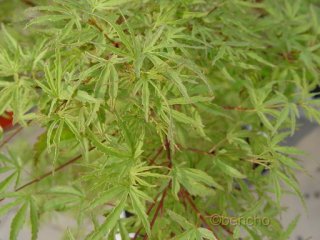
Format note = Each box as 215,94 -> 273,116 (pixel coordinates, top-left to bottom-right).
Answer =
0,111 -> 14,130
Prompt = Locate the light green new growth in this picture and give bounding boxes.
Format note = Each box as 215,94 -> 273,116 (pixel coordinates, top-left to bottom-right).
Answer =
0,0 -> 319,239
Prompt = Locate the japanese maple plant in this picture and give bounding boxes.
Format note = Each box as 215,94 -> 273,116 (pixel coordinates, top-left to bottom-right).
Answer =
0,0 -> 320,239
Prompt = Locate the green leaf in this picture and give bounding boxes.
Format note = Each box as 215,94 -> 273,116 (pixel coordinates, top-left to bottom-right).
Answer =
281,215 -> 300,239
275,146 -> 304,155
180,168 -> 223,190
26,15 -> 71,28
198,228 -> 218,240
43,196 -> 81,211
247,52 -> 275,68
0,173 -> 17,192
165,69 -> 189,100
47,186 -> 84,197
173,167 -> 218,197
257,112 -> 274,131
118,221 -> 130,240
129,187 -> 151,237
75,89 -> 100,103
168,96 -> 214,105
10,202 -> 28,240
172,229 -> 197,240
0,199 -> 23,217
91,0 -> 134,10
144,27 -> 164,52
276,170 -> 304,206
271,172 -> 282,205
273,107 -> 289,134
1,24 -> 18,50
142,80 -> 150,122
101,16 -> 133,54
66,229 -> 76,240
278,154 -> 303,170
29,197 -> 39,240
167,210 -> 193,230
170,109 -> 203,128
88,186 -> 127,210
87,193 -> 128,240
109,64 -> 119,108
87,129 -> 130,158
171,174 -> 181,200
216,160 -> 246,178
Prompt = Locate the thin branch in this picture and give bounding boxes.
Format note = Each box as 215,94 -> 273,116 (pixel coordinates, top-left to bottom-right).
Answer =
204,211 -> 234,236
181,189 -> 212,230
164,137 -> 172,168
143,181 -> 171,240
141,138 -> 172,240
0,141 -> 101,203
0,142 -> 164,204
132,190 -> 162,240
88,18 -> 120,47
181,189 -> 221,240
132,145 -> 165,239
0,146 -> 92,203
222,106 -> 254,111
0,126 -> 23,149
21,0 -> 36,7
148,146 -> 163,165
14,148 -> 91,191
222,104 -> 283,112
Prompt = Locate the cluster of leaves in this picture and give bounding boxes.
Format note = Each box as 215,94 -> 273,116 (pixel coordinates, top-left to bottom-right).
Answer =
0,0 -> 320,239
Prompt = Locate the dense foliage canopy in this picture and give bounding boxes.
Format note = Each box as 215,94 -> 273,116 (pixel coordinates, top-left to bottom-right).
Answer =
0,0 -> 320,239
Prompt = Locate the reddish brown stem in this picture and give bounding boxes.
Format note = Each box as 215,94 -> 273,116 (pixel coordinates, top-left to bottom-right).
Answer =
205,211 -> 234,235
15,149 -> 90,191
132,191 -> 162,240
88,18 -> 119,47
223,104 -> 283,111
143,181 -> 171,240
148,146 -> 163,165
0,142 -> 167,204
181,189 -> 221,240
21,0 -> 35,7
0,146 -> 94,203
182,190 -> 212,230
164,138 -> 172,168
140,138 -> 172,240
132,145 -> 166,240
223,106 -> 253,111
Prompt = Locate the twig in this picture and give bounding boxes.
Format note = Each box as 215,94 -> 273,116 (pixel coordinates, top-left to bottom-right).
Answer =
164,138 -> 172,168
14,148 -> 92,191
141,138 -> 172,240
0,142 -> 164,204
0,126 -> 23,149
181,189 -> 220,239
0,146 -> 94,203
204,211 -> 234,236
132,190 -> 162,240
88,18 -> 120,47
148,146 -> 163,165
222,106 -> 254,111
222,104 -> 284,112
143,181 -> 170,240
132,146 -> 165,239
0,138 -> 106,203
21,0 -> 36,7
181,189 -> 212,230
